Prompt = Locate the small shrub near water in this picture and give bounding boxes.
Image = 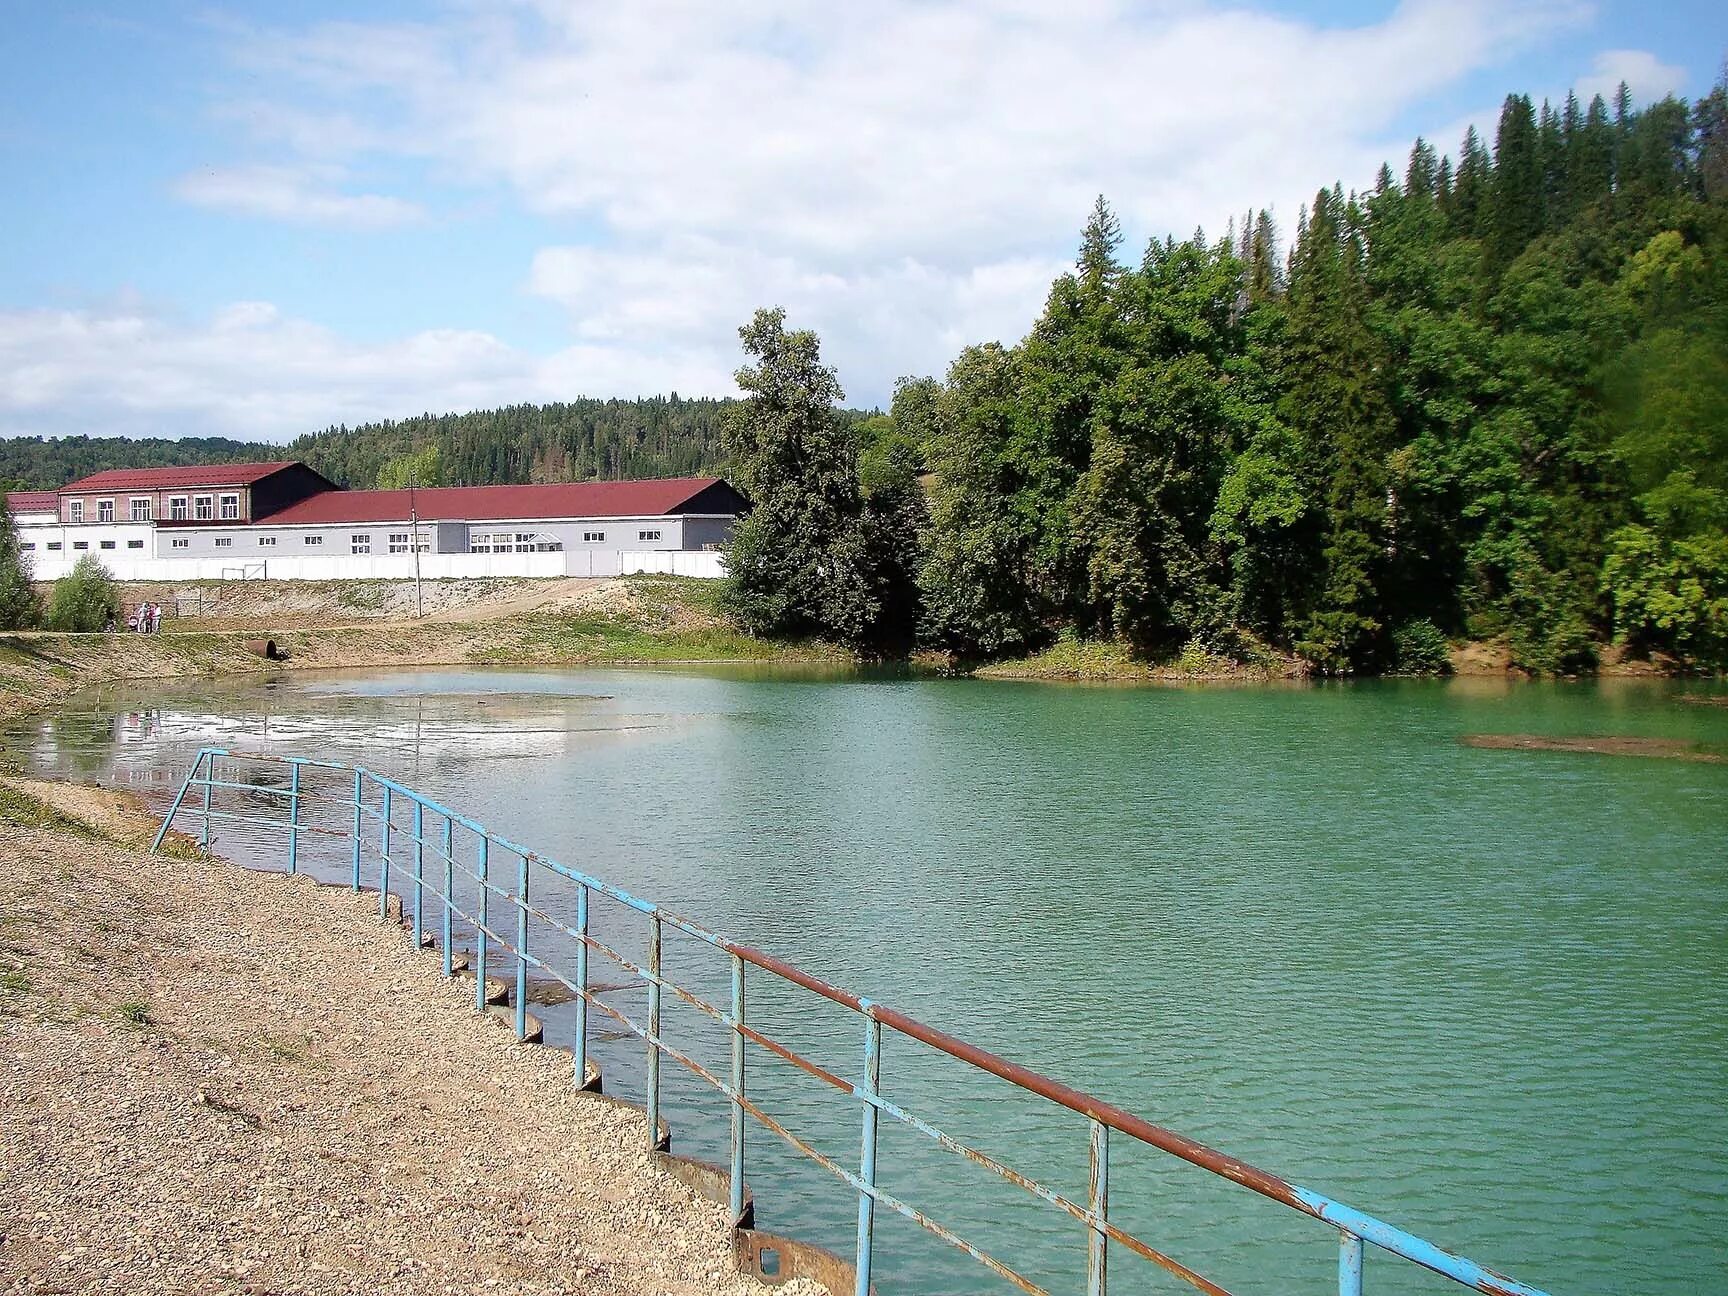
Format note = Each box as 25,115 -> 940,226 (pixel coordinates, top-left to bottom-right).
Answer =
1391,619 -> 1453,675
44,556 -> 120,633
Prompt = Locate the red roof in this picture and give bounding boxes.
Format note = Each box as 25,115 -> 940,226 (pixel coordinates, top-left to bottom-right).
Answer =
5,491 -> 59,513
59,462 -> 301,493
262,477 -> 728,526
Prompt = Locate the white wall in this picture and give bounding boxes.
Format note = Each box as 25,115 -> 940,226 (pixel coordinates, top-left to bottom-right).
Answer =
23,548 -> 726,582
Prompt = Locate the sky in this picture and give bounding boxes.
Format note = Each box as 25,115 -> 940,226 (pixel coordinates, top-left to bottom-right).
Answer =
0,1 -> 1722,442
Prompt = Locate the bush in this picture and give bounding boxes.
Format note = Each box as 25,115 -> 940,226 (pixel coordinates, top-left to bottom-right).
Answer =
44,556 -> 119,633
0,505 -> 38,630
1390,618 -> 1453,674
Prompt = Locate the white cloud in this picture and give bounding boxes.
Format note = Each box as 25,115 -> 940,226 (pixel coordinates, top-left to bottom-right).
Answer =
174,164 -> 425,228
1574,49 -> 1688,107
30,0 -> 1656,432
0,303 -> 731,441
181,0 -> 1597,405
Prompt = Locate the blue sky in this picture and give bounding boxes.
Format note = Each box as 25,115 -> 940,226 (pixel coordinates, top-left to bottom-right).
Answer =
1,1 -> 1722,440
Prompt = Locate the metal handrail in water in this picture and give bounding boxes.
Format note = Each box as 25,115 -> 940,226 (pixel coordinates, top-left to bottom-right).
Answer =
151,746 -> 1555,1296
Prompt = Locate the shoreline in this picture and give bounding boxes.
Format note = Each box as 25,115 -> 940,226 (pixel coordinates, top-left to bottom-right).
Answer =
0,774 -> 829,1296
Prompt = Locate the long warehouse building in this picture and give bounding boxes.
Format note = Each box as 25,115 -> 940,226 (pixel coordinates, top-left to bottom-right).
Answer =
5,462 -> 746,581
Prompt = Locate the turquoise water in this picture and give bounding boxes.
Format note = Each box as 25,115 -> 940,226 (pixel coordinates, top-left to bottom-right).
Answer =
6,669 -> 1725,1295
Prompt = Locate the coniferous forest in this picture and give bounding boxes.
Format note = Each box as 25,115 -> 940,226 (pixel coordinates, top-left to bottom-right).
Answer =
725,77 -> 1728,674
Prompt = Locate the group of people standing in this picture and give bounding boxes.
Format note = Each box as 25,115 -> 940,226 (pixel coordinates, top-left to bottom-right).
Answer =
130,602 -> 163,633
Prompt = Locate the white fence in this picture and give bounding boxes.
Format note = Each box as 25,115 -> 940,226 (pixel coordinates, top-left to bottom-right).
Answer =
27,549 -> 726,583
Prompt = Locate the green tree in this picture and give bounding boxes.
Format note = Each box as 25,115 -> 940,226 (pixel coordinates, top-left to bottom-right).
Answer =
375,444 -> 444,489
1069,236 -> 1246,650
919,344 -> 1044,656
720,308 -> 893,650
44,556 -> 118,633
0,503 -> 39,629
1281,189 -> 1397,671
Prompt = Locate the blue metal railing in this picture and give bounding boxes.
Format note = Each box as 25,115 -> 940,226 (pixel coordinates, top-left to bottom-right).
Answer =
152,747 -> 1555,1296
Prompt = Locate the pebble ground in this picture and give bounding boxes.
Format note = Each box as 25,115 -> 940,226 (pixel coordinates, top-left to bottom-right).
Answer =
0,786 -> 825,1296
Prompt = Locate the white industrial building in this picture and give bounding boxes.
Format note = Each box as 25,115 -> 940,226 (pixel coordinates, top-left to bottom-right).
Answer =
6,463 -> 744,581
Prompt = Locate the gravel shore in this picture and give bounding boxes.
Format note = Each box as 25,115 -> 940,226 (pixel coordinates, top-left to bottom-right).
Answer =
0,782 -> 824,1296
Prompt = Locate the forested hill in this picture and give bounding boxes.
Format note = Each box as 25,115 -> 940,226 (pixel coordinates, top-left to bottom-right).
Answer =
286,397 -> 747,489
722,77 -> 1728,674
0,398 -> 757,492
0,437 -> 280,491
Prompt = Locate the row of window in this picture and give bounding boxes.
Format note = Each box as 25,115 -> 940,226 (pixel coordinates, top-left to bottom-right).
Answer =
66,494 -> 241,524
36,524 -> 669,554
471,531 -> 562,554
22,540 -> 145,552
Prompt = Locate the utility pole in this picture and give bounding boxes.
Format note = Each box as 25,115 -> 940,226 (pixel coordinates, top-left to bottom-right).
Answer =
410,478 -> 424,619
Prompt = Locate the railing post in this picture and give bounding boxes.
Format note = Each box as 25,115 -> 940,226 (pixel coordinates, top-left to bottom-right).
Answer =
349,769 -> 363,890
378,785 -> 392,921
1088,1119 -> 1110,1296
411,801 -> 425,947
149,749 -> 203,854
646,913 -> 663,1150
199,750 -> 212,849
286,761 -> 301,875
573,883 -> 590,1088
854,1011 -> 882,1296
514,850 -> 529,1040
474,833 -> 490,1014
1339,1230 -> 1363,1296
729,952 -> 746,1225
440,814 -> 454,977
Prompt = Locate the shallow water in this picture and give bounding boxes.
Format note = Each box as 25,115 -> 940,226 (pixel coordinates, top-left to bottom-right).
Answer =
6,667 -> 1726,1295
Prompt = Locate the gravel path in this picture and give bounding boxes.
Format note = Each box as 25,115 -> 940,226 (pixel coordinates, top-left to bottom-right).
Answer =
0,789 -> 824,1296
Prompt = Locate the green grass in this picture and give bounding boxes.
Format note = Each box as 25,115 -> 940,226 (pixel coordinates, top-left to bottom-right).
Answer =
976,632 -> 1291,681
488,616 -> 840,664
0,969 -> 30,993
0,780 -> 104,839
116,1000 -> 152,1028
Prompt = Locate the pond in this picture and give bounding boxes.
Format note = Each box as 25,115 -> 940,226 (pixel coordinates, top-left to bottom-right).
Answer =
5,667 -> 1725,1295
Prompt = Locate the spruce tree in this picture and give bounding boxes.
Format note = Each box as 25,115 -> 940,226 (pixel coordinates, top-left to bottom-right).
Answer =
719,308 -> 885,649
1280,190 -> 1396,671
1488,94 -> 1544,268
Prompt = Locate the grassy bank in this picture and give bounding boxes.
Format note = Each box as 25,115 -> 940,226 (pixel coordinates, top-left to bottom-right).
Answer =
972,634 -> 1306,683
0,574 -> 848,716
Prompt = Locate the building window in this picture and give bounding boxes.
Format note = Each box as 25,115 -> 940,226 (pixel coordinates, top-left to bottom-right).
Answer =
258,536 -> 276,547
583,531 -> 605,542
46,542 -> 62,552
214,537 -> 232,548
220,494 -> 239,520
127,540 -> 144,549
304,535 -> 323,546
130,498 -> 152,521
98,499 -> 115,522
68,501 -> 83,523
20,542 -> 34,551
387,532 -> 408,554
352,533 -> 372,554
194,495 -> 214,521
99,540 -> 115,550
72,541 -> 88,550
171,538 -> 189,550
638,529 -> 661,542
170,496 -> 188,520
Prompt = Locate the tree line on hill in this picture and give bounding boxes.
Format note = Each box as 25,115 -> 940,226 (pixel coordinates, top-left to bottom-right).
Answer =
723,75 -> 1728,674
0,398 -> 753,493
